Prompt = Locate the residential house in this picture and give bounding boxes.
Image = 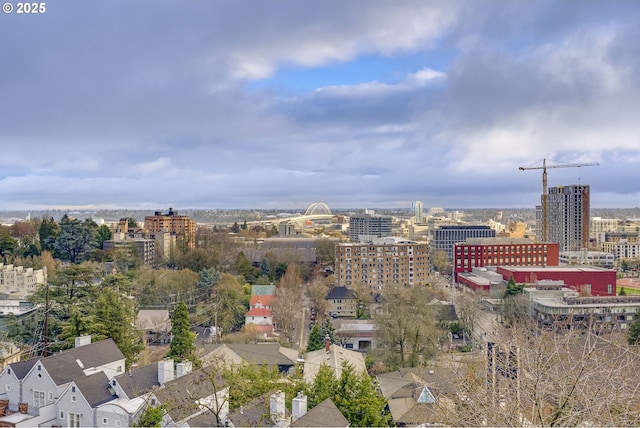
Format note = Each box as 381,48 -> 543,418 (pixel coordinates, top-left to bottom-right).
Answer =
244,307 -> 274,336
302,338 -> 366,383
136,309 -> 172,345
376,367 -> 457,426
249,294 -> 275,311
151,366 -> 230,427
326,287 -> 356,318
0,336 -> 125,427
291,397 -> 349,428
200,343 -> 298,374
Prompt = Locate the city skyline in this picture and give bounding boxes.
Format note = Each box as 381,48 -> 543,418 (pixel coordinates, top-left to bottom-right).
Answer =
1,1 -> 639,211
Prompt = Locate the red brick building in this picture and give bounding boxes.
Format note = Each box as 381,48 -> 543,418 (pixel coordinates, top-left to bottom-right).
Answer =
454,238 -> 559,280
497,266 -> 616,296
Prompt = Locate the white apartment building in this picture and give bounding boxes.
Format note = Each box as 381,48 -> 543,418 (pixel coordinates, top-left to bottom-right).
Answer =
0,264 -> 47,298
602,240 -> 640,261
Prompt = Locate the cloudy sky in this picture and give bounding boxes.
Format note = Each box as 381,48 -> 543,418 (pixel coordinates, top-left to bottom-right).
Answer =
1,1 -> 639,211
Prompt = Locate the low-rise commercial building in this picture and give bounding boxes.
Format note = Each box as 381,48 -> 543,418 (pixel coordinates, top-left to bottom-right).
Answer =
454,238 -> 559,280
497,266 -> 616,296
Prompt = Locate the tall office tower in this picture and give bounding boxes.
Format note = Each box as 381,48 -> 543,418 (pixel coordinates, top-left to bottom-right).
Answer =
348,214 -> 393,243
144,207 -> 196,248
412,201 -> 424,224
546,185 -> 590,251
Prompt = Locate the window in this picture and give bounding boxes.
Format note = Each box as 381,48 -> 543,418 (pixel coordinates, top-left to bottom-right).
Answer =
5,385 -> 10,392
102,418 -> 108,424
69,412 -> 80,428
71,395 -> 77,402
115,420 -> 121,427
33,390 -> 45,408
49,391 -> 53,400
60,410 -> 64,419
71,386 -> 76,393
117,365 -> 123,373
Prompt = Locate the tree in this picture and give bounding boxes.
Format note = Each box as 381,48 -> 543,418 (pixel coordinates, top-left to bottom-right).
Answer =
306,277 -> 330,321
197,267 -> 221,301
52,263 -> 99,300
92,288 -> 143,369
135,404 -> 166,427
39,216 -> 60,253
374,286 -> 441,368
259,258 -> 271,279
619,287 -> 627,296
272,264 -> 303,344
628,312 -> 640,345
457,293 -> 481,342
431,250 -> 451,275
241,219 -> 248,230
95,224 -> 112,249
307,361 -> 391,427
315,238 -> 337,266
0,229 -> 17,257
167,301 -> 198,365
451,319 -> 640,427
504,276 -> 524,297
306,323 -> 323,352
53,214 -> 96,263
234,251 -> 258,283
230,222 -> 240,233
127,217 -> 140,229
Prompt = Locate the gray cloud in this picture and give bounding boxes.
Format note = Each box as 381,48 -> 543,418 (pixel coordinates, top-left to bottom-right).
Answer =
0,1 -> 638,210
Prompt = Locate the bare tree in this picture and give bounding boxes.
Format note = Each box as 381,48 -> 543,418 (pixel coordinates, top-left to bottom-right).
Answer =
374,286 -> 442,367
306,277 -> 330,321
272,264 -> 302,344
448,318 -> 640,427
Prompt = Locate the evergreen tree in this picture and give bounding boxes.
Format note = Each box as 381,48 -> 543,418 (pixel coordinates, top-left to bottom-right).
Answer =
241,220 -> 248,230
92,288 -> 143,369
231,222 -> 240,233
504,276 -> 524,297
628,312 -> 640,345
307,361 -> 391,427
259,258 -> 271,278
320,318 -> 336,343
306,323 -> 323,352
53,214 -> 96,263
95,224 -> 112,249
167,301 -> 198,365
39,216 -> 60,253
197,267 -> 221,301
619,287 -> 627,296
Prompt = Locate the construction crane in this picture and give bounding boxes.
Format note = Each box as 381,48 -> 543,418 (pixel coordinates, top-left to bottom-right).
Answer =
519,159 -> 599,242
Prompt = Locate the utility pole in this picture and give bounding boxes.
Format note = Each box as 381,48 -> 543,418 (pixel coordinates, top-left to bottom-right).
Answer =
43,282 -> 50,357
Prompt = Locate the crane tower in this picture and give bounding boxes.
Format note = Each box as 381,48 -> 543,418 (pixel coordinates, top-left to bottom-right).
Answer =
519,159 -> 599,242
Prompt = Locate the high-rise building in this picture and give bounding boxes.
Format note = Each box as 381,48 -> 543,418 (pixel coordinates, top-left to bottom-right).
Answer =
144,208 -> 196,248
335,238 -> 430,289
412,201 -> 424,224
544,185 -> 590,251
348,214 -> 392,243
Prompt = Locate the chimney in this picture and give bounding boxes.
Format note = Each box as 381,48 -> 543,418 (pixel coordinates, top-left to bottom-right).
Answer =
291,391 -> 307,422
325,335 -> 331,352
176,361 -> 192,378
75,335 -> 91,348
157,359 -> 174,384
269,390 -> 285,423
